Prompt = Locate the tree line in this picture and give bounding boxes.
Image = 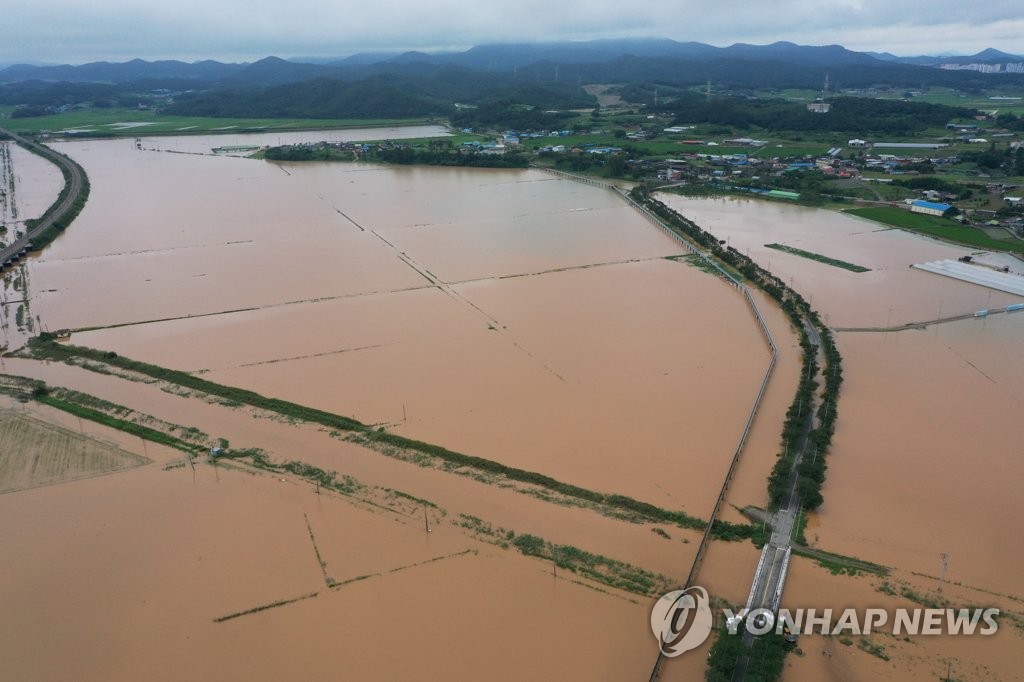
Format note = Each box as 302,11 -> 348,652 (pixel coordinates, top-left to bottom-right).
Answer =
655,95 -> 976,136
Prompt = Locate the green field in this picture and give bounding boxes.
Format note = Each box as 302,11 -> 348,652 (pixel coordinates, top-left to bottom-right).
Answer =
845,206 -> 1024,252
744,85 -> 1024,118
1,107 -> 434,136
845,86 -> 1024,113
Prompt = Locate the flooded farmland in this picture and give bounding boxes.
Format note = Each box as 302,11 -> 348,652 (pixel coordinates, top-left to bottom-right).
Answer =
13,138 -> 777,510
663,195 -> 1024,592
0,130 -> 793,680
662,195 -> 1024,679
3,132 -> 1022,680
0,399 -> 655,681
660,195 -> 1023,328
0,140 -> 64,239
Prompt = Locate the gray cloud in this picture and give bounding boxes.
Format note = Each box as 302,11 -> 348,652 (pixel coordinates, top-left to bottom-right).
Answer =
3,0 -> 1023,64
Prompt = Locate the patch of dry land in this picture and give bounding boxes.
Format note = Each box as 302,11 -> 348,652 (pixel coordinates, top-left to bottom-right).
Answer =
0,408 -> 148,493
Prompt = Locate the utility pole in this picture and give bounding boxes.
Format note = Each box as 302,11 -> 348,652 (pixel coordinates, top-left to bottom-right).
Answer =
938,552 -> 949,593
424,504 -> 431,533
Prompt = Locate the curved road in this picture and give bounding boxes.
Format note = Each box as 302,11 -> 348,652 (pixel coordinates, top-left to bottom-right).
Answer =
0,128 -> 86,271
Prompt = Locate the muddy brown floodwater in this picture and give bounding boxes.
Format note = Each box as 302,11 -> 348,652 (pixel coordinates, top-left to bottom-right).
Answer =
24,141 -> 776,513
660,195 -> 1024,328
661,195 -> 1024,679
0,132 -> 799,680
0,402 -> 655,681
10,135 -> 1019,678
0,141 -> 64,234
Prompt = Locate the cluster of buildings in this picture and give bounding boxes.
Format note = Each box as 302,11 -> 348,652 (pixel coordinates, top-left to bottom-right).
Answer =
940,62 -> 1024,74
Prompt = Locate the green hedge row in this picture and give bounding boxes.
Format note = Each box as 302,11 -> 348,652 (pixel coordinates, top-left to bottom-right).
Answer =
630,187 -> 843,513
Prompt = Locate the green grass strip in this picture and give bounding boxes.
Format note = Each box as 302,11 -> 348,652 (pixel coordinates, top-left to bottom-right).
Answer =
213,591 -> 320,623
27,338 -> 758,538
29,338 -> 365,432
845,206 -> 1024,253
764,243 -> 870,272
35,393 -> 200,454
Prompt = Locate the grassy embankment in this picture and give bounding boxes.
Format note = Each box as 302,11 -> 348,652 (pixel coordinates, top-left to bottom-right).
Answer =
0,372 -> 671,597
764,243 -> 871,272
845,206 -> 1024,253
0,376 -> 203,454
23,336 -> 761,542
17,142 -> 91,250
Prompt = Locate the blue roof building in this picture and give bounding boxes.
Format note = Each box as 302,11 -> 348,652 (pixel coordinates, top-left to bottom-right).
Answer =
910,200 -> 953,216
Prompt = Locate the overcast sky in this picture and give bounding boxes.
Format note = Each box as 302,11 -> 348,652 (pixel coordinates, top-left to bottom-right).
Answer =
3,0 -> 1024,64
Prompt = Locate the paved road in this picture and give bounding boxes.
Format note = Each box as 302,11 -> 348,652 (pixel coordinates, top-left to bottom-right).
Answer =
0,128 -> 85,271
731,318 -> 820,681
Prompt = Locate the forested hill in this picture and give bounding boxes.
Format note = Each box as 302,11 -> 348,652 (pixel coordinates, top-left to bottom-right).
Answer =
655,95 -> 978,136
4,38 -> 1022,126
165,71 -> 592,120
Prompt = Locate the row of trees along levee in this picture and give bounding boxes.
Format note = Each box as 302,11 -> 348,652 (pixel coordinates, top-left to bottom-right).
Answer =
628,185 -> 843,515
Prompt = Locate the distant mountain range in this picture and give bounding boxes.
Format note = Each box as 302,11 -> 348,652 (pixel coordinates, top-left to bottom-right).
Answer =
867,47 -> 1024,66
0,58 -> 245,84
3,40 -> 1022,87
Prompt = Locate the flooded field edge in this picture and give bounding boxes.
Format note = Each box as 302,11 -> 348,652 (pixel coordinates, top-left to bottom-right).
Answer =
3,135 -> 1021,680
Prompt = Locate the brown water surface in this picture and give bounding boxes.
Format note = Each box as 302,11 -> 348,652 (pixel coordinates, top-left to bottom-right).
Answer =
659,195 -> 1024,328
0,430 -> 655,681
20,145 -> 775,514
656,196 -> 1024,591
